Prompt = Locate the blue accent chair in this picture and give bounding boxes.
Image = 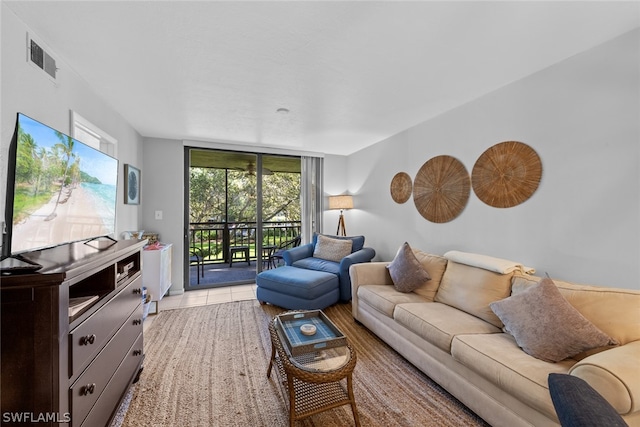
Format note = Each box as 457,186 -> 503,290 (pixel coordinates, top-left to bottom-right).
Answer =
283,234 -> 375,302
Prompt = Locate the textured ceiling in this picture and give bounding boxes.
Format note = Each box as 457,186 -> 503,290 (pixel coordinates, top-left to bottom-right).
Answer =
4,1 -> 639,155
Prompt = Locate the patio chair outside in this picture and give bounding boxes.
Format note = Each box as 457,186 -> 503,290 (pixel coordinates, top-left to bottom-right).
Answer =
269,236 -> 301,268
190,247 -> 204,283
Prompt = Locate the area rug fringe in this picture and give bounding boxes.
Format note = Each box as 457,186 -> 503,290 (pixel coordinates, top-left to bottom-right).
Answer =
116,301 -> 488,426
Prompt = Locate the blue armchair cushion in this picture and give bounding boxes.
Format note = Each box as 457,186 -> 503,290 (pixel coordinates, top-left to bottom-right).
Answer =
313,234 -> 353,262
292,257 -> 341,276
548,373 -> 627,427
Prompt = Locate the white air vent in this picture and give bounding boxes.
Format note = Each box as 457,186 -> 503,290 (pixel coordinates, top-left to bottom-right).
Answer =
27,33 -> 57,80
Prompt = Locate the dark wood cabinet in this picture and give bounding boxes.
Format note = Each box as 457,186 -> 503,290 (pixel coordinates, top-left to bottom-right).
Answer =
1,239 -> 146,427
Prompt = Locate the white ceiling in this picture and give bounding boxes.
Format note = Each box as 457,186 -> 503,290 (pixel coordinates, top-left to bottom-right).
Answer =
4,1 -> 639,156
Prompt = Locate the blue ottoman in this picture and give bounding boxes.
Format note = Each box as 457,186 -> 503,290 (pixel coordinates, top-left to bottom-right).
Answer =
256,266 -> 339,310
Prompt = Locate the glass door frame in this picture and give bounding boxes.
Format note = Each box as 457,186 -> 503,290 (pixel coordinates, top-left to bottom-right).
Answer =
183,147 -> 304,290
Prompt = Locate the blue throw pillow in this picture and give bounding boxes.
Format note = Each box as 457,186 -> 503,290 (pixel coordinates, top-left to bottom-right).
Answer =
548,373 -> 627,427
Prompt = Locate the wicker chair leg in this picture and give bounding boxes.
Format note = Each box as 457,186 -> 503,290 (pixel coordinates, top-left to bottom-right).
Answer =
347,374 -> 361,427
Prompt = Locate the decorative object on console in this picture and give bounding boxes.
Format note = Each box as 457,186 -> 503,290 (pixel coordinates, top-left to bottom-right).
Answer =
328,195 -> 353,236
472,141 -> 542,208
413,155 -> 470,223
387,242 -> 431,293
124,163 -> 141,205
141,232 -> 159,244
390,172 -> 412,204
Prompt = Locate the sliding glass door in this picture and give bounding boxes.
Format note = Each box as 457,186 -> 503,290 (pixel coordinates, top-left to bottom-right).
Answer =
184,148 -> 302,289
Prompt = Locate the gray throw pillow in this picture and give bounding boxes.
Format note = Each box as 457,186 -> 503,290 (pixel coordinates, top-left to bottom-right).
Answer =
489,277 -> 618,362
313,234 -> 353,262
386,242 -> 431,293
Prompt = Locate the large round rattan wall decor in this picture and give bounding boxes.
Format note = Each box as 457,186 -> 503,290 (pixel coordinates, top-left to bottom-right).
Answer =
472,141 -> 542,208
390,172 -> 412,204
413,155 -> 470,223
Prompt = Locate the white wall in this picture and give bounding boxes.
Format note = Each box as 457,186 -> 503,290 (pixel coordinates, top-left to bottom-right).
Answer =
346,29 -> 640,290
0,5 -> 145,243
141,138 -> 184,294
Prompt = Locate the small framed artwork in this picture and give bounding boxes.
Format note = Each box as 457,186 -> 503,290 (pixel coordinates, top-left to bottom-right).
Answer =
124,164 -> 141,205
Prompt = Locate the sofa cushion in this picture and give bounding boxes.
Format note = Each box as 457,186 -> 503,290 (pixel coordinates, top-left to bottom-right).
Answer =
434,261 -> 513,328
411,250 -> 448,301
357,285 -> 427,318
512,274 -> 640,346
313,234 -> 353,262
387,242 -> 431,293
393,302 -> 501,353
490,277 -> 618,363
451,332 -> 575,419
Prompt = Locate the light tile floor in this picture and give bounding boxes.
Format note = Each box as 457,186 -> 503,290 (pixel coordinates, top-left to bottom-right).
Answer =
143,284 -> 257,331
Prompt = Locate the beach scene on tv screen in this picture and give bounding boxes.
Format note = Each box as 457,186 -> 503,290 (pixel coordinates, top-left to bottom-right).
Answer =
11,115 -> 117,253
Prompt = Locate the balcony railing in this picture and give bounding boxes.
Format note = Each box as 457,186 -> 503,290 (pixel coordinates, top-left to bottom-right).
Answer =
189,221 -> 302,265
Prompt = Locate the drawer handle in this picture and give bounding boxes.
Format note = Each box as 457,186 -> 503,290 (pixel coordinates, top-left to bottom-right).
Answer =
80,383 -> 96,396
133,349 -> 143,356
132,288 -> 142,295
80,334 -> 96,346
133,319 -> 142,325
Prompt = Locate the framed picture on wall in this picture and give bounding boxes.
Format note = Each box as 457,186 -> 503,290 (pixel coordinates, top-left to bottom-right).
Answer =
124,164 -> 141,205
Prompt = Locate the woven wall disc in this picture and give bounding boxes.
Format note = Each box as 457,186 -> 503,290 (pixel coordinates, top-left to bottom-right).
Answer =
472,141 -> 542,208
413,155 -> 470,223
390,172 -> 412,204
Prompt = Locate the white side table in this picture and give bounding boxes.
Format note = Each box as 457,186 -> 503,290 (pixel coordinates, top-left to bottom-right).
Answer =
142,243 -> 172,313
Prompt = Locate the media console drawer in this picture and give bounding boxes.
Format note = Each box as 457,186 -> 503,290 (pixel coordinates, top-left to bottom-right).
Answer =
70,306 -> 143,426
70,277 -> 143,378
80,333 -> 143,427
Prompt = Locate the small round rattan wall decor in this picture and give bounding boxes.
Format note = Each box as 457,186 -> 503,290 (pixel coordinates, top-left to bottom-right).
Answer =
413,155 -> 470,223
472,141 -> 542,208
390,172 -> 412,204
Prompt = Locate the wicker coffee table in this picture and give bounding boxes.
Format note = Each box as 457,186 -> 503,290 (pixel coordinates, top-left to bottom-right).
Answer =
267,310 -> 360,426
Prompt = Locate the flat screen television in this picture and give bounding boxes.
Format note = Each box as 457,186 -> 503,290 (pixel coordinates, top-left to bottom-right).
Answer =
2,113 -> 118,259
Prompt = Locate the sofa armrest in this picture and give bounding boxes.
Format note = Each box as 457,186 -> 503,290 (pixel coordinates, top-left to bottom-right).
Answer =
349,262 -> 392,319
349,262 -> 393,293
569,340 -> 640,416
283,243 -> 314,265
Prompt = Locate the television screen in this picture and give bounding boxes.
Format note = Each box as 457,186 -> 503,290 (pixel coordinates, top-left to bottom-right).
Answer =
4,113 -> 118,255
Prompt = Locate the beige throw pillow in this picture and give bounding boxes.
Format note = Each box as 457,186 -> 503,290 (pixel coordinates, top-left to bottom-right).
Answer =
313,234 -> 353,262
489,277 -> 619,362
386,242 -> 431,293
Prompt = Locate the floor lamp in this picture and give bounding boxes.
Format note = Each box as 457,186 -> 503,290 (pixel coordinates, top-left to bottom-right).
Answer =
328,195 -> 353,237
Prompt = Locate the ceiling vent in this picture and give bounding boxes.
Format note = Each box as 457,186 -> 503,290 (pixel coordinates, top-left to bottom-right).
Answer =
27,33 -> 57,80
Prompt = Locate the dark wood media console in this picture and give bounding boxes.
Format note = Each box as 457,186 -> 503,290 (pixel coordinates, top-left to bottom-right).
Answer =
1,239 -> 147,426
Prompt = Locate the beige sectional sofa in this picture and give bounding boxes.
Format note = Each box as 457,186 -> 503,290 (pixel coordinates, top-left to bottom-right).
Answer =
349,248 -> 640,427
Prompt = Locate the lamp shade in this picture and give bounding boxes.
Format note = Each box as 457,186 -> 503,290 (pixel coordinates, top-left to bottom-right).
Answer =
328,195 -> 353,210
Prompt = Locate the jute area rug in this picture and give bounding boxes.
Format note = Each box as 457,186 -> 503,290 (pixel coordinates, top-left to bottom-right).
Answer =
117,300 -> 489,427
